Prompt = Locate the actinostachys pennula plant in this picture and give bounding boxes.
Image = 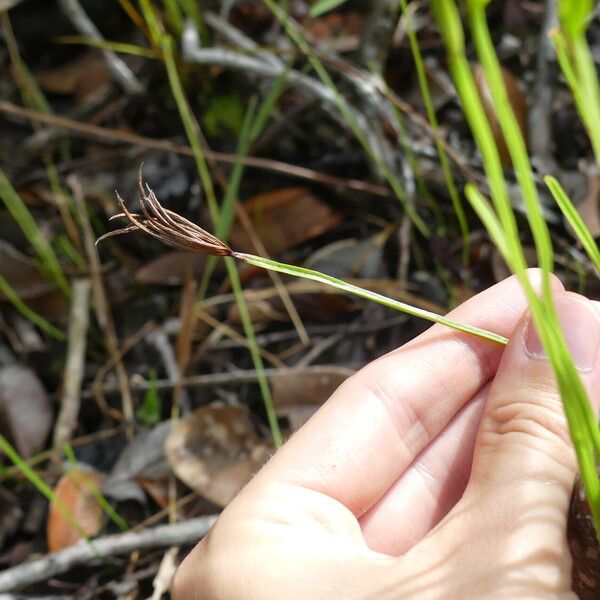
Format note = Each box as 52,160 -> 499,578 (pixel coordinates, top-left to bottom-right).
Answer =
97,169 -> 508,347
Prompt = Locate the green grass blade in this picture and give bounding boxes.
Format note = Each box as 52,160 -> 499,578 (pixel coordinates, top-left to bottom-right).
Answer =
464,184 -> 509,260
235,252 -> 508,345
225,258 -> 282,446
56,35 -> 158,58
399,0 -> 470,263
0,168 -> 70,295
261,0 -> 430,237
309,0 -> 349,18
434,0 -> 600,539
0,435 -> 95,547
0,275 -> 65,340
545,175 -> 600,274
138,6 -> 282,447
556,1 -> 600,164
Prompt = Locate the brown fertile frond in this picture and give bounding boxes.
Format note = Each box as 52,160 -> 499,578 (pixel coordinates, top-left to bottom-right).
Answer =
95,168 -> 232,257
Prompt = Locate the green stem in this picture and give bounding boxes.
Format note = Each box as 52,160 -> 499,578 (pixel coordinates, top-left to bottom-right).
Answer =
234,252 -> 508,345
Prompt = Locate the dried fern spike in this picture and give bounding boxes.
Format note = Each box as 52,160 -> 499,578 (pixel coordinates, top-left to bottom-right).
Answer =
96,168 -> 232,257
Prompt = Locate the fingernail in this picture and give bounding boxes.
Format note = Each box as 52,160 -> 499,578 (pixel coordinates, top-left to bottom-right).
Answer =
524,296 -> 600,371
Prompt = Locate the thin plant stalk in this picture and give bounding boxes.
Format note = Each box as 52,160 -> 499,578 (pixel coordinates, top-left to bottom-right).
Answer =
0,168 -> 70,296
545,176 -> 600,274
261,0 -> 429,237
135,3 -> 282,446
556,0 -> 600,164
98,179 -> 508,347
234,252 -> 508,345
434,0 -> 600,537
0,435 -> 95,549
399,0 -> 470,265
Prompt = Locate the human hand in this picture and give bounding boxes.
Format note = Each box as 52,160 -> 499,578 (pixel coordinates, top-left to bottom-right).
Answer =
173,271 -> 600,599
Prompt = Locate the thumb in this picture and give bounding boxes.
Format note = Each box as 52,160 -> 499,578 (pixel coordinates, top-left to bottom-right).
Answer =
468,291 -> 600,552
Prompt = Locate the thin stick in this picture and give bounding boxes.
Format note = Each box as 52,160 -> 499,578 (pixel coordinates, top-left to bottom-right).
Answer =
57,0 -> 143,94
69,175 -> 135,434
0,100 -> 392,199
53,278 -> 91,449
81,365 -> 355,398
0,516 -> 218,592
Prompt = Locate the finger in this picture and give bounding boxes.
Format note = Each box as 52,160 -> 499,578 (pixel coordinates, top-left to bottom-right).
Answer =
359,381 -> 489,555
465,292 -> 600,560
250,271 -> 564,522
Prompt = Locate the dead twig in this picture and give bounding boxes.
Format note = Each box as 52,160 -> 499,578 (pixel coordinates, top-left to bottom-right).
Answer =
0,516 -> 218,592
180,22 -> 390,173
81,365 -> 355,398
0,100 -> 392,198
57,0 -> 143,94
53,278 -> 91,449
146,327 -> 191,413
69,175 -> 135,435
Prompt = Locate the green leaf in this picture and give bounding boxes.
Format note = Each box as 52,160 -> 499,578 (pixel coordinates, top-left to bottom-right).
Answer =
0,168 -> 70,296
309,0 -> 348,18
544,176 -> 600,274
559,0 -> 593,35
136,370 -> 161,425
201,94 -> 245,137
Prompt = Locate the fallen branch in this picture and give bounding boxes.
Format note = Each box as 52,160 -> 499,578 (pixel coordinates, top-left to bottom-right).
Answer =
0,516 -> 218,592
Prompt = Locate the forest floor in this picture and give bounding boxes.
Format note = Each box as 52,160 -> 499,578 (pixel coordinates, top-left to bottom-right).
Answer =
0,0 -> 599,597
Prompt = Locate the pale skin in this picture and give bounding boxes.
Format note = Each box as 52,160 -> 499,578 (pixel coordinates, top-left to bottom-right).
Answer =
173,271 -> 600,599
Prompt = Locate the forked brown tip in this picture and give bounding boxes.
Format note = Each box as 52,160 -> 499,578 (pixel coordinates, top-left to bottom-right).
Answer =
95,167 -> 232,257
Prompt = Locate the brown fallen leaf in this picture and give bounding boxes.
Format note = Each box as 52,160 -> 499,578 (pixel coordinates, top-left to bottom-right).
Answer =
0,364 -> 52,458
165,405 -> 270,507
35,50 -> 110,102
229,187 -> 343,256
47,467 -> 104,552
575,174 -> 600,240
0,240 -> 55,300
227,288 -> 358,326
272,367 -> 354,430
135,251 -> 208,286
473,64 -> 527,167
306,11 -> 363,53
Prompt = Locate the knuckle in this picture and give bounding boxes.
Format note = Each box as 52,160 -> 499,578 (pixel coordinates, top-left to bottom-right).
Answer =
484,387 -> 575,465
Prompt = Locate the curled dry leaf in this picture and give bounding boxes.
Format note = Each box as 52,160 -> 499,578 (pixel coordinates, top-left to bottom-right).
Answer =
47,467 -> 104,552
165,405 -> 270,507
473,64 -> 527,167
